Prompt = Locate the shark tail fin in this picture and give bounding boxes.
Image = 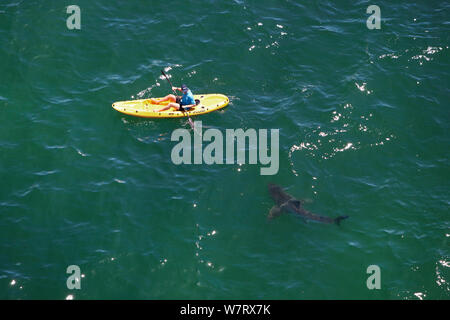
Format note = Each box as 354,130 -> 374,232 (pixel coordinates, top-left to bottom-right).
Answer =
334,215 -> 349,226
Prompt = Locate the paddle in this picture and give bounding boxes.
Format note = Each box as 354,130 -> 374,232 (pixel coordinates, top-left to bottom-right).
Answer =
160,70 -> 195,129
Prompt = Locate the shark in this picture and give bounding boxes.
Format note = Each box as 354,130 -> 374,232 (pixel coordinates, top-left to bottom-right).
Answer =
267,183 -> 349,225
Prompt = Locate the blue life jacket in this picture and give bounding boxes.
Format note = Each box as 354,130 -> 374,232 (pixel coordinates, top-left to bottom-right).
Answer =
181,90 -> 195,105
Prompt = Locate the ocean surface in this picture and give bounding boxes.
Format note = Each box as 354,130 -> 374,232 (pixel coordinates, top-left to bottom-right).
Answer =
0,0 -> 449,299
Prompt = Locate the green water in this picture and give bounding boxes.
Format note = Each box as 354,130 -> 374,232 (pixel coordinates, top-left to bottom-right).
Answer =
0,0 -> 449,299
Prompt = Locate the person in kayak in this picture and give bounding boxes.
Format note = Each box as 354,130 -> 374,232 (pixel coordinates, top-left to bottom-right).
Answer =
153,84 -> 196,112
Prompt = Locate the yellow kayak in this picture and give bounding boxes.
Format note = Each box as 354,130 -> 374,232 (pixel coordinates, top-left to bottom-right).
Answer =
112,94 -> 229,118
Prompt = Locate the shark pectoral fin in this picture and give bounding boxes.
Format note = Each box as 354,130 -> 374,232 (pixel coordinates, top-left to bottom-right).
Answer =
268,206 -> 283,219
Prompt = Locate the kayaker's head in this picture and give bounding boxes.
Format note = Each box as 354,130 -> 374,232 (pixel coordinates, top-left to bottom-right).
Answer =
181,84 -> 189,93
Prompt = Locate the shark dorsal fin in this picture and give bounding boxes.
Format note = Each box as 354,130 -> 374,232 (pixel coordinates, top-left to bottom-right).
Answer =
289,199 -> 302,209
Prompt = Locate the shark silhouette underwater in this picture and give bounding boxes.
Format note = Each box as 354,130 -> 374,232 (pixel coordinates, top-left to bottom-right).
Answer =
268,183 -> 349,225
